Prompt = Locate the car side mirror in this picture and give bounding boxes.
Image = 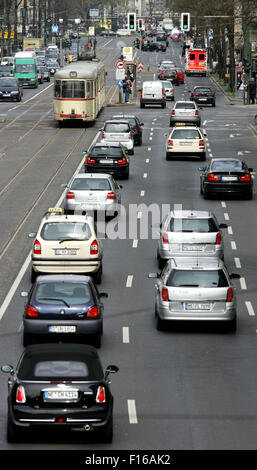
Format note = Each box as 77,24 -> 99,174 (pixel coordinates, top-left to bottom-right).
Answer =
105,365 -> 119,380
219,223 -> 228,229
20,291 -> 28,297
119,185 -> 123,189
198,167 -> 205,171
148,272 -> 160,279
230,273 -> 241,279
248,167 -> 253,172
140,123 -> 144,126
28,232 -> 36,238
82,150 -> 88,154
100,292 -> 108,298
1,365 -> 14,374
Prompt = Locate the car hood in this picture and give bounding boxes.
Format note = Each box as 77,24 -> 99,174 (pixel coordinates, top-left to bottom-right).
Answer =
0,85 -> 18,91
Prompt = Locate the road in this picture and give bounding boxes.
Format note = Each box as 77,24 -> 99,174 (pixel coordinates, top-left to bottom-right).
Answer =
0,36 -> 257,451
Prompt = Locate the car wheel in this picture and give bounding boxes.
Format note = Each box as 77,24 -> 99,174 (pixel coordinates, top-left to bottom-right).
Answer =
203,189 -> 209,199
7,413 -> 21,443
200,184 -> 203,195
212,102 -> 216,107
247,189 -> 253,200
47,77 -> 50,82
140,103 -> 145,108
138,136 -> 142,146
157,251 -> 166,269
156,314 -> 165,331
23,332 -> 32,347
123,170 -> 129,180
129,148 -> 134,155
224,317 -> 237,333
93,334 -> 102,348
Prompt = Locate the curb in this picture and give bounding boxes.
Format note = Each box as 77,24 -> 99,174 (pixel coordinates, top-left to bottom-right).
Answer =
209,74 -> 242,105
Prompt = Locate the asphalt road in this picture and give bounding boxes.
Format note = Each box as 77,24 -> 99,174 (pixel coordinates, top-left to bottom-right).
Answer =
0,37 -> 257,451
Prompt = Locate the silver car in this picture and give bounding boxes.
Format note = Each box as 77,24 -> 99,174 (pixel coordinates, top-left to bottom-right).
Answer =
64,173 -> 122,216
170,100 -> 201,127
100,120 -> 134,155
162,80 -> 174,100
157,210 -> 227,268
149,257 -> 240,331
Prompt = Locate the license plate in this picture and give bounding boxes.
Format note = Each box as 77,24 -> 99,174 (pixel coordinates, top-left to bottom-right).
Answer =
222,176 -> 237,181
4,93 -> 11,97
179,142 -> 192,146
198,98 -> 207,101
54,249 -> 77,255
44,390 -> 78,401
99,159 -> 113,164
185,303 -> 211,310
49,325 -> 76,333
182,244 -> 203,251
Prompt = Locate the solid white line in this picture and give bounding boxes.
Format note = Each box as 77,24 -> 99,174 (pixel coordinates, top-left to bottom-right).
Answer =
234,257 -> 241,268
102,38 -> 113,48
8,82 -> 53,111
231,241 -> 237,250
240,277 -> 247,290
126,275 -> 133,288
123,327 -> 130,343
224,213 -> 230,220
127,400 -> 138,424
245,301 -> 255,316
132,239 -> 138,248
228,226 -> 233,235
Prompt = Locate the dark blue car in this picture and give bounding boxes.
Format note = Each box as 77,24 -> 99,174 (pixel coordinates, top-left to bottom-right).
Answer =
0,76 -> 23,101
21,274 -> 108,348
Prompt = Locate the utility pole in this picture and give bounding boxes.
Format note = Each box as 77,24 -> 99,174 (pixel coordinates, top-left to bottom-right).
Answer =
242,2 -> 251,104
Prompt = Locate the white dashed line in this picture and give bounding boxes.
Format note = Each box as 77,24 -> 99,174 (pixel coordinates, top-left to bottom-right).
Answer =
234,257 -> 241,268
123,327 -> 130,343
224,213 -> 230,220
240,277 -> 247,290
245,301 -> 255,316
132,239 -> 138,248
126,275 -> 133,288
137,211 -> 142,219
148,147 -> 151,151
140,190 -> 145,197
143,173 -> 148,178
221,201 -> 226,208
146,158 -> 150,163
228,226 -> 233,235
231,241 -> 237,250
127,400 -> 138,424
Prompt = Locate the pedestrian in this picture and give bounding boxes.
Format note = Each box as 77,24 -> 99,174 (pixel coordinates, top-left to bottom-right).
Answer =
249,78 -> 256,104
123,77 -> 131,103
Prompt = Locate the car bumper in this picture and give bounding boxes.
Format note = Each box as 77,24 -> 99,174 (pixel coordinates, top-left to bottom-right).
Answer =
32,258 -> 102,275
170,117 -> 201,126
100,139 -> 133,151
158,245 -> 223,260
23,317 -> 102,338
85,163 -> 129,176
157,303 -> 236,322
204,182 -> 252,195
65,200 -> 120,214
141,98 -> 165,106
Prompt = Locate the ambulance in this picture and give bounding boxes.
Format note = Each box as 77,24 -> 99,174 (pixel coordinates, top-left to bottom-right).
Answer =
185,48 -> 207,76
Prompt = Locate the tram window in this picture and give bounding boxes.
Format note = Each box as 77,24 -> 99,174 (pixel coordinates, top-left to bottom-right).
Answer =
74,81 -> 85,98
86,81 -> 93,99
62,81 -> 73,98
54,80 -> 61,98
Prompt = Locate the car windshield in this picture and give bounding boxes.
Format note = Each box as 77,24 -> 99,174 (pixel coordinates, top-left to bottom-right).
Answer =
104,123 -> 130,133
0,78 -> 17,86
35,281 -> 92,305
167,269 -> 229,288
175,103 -> 195,109
169,218 -> 218,232
41,222 -> 91,241
211,160 -> 244,171
90,146 -> 123,157
71,178 -> 111,191
172,129 -> 200,139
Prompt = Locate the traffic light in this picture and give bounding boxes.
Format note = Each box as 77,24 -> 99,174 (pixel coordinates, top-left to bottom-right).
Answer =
128,12 -> 136,31
138,18 -> 143,30
181,12 -> 190,32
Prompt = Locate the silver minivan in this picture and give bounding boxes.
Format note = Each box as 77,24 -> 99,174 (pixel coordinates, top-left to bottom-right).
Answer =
140,80 -> 166,108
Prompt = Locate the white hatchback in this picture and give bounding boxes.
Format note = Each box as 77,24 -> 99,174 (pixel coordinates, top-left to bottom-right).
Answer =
166,124 -> 206,160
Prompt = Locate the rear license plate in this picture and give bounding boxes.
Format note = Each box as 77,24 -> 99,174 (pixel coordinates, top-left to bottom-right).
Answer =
179,142 -> 192,146
49,325 -> 76,333
185,303 -> 211,310
44,390 -> 78,401
54,249 -> 77,255
198,98 -> 207,101
99,159 -> 113,164
182,244 -> 203,251
222,176 -> 237,181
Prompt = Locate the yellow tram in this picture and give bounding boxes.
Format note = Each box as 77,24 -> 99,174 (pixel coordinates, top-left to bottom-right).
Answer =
53,61 -> 105,123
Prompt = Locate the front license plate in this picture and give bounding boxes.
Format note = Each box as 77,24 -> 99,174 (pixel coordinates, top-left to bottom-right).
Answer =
182,244 -> 203,251
54,249 -> 77,255
222,176 -> 237,181
185,303 -> 211,310
49,325 -> 76,333
100,159 -> 113,164
44,390 -> 78,401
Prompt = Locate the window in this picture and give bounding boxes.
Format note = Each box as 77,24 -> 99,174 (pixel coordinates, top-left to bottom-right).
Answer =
199,54 -> 205,61
172,130 -> 200,139
54,80 -> 61,98
167,270 -> 229,288
189,53 -> 195,60
175,103 -> 195,109
15,64 -> 34,73
86,80 -> 93,99
41,222 -> 91,241
91,146 -> 123,157
34,361 -> 89,378
211,160 -> 243,172
104,123 -> 130,133
169,218 -> 218,233
71,178 -> 111,191
35,282 -> 92,305
60,80 -> 85,98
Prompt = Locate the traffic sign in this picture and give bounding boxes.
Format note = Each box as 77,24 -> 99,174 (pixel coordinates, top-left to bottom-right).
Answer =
116,59 -> 125,70
117,80 -> 124,88
138,62 -> 144,72
116,69 -> 125,80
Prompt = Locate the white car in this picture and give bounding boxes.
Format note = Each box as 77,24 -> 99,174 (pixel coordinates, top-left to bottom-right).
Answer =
166,123 -> 206,161
29,208 -> 103,283
162,80 -> 174,100
100,120 -> 134,155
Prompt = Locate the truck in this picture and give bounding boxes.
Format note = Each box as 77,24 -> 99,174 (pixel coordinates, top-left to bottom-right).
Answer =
162,18 -> 173,32
23,37 -> 43,51
185,48 -> 207,76
14,52 -> 38,88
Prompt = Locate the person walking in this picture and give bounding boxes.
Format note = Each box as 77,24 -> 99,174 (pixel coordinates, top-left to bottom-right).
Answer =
123,77 -> 132,104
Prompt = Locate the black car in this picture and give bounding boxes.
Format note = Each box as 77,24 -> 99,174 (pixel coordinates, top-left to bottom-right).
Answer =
0,76 -> 23,101
190,86 -> 216,106
84,142 -> 130,179
199,158 -> 253,199
158,69 -> 179,85
156,41 -> 166,52
112,114 -> 144,145
1,343 -> 118,443
21,274 -> 108,348
39,65 -> 50,82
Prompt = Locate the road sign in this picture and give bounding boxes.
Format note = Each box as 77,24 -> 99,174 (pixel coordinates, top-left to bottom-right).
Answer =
117,80 -> 124,88
51,25 -> 59,34
138,62 -> 144,72
116,69 -> 125,80
116,59 -> 125,70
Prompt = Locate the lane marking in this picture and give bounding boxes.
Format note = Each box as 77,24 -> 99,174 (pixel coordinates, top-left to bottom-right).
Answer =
245,301 -> 255,316
234,257 -> 241,268
224,213 -> 230,220
123,327 -> 130,343
126,275 -> 133,288
146,158 -> 150,163
148,147 -> 151,151
132,239 -> 138,248
228,226 -> 233,235
240,277 -> 247,290
231,241 -> 237,250
221,201 -> 226,208
137,211 -> 142,219
127,400 -> 138,424
143,173 -> 148,178
140,190 -> 145,197
8,82 -> 53,111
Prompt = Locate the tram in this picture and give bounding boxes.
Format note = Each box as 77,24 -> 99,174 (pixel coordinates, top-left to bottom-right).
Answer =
53,60 -> 105,123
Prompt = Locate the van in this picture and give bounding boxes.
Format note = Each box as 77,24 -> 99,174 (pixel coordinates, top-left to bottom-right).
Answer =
140,80 -> 166,108
14,53 -> 38,88
185,49 -> 207,77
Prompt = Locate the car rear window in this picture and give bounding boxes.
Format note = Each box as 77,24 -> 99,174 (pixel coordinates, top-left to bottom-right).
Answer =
104,123 -> 130,133
90,146 -> 123,157
194,88 -> 212,93
113,117 -> 136,126
211,160 -> 244,171
199,54 -> 205,60
35,281 -> 92,305
41,222 -> 92,241
175,103 -> 195,109
71,178 -> 111,191
169,218 -> 218,233
167,269 -> 229,288
172,129 -> 201,139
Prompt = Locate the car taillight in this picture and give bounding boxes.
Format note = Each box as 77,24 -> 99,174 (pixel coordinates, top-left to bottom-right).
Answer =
226,287 -> 234,302
208,173 -> 219,181
207,93 -> 214,96
199,139 -> 204,147
161,74 -> 164,78
193,93 -> 199,96
195,110 -> 199,116
118,157 -> 127,165
107,191 -> 116,200
240,174 -> 251,181
216,232 -> 222,245
172,109 -> 175,115
102,133 -> 105,139
168,139 -> 173,147
66,191 -> 75,199
162,232 -> 169,243
162,287 -> 169,301
96,386 -> 106,403
140,89 -> 142,98
87,305 -> 99,318
129,133 -> 132,139
90,239 -> 98,255
134,126 -> 140,132
87,156 -> 95,164
26,305 -> 39,317
33,239 -> 41,255
16,385 -> 26,403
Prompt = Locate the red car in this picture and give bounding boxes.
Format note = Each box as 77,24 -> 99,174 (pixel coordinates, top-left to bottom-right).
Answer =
176,67 -> 185,84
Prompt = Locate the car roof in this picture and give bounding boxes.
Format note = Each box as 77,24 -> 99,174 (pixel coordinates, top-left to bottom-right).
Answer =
36,274 -> 93,283
42,213 -> 94,223
169,257 -> 225,269
23,343 -> 100,358
210,158 -> 241,163
169,210 -> 213,219
92,142 -> 122,148
112,115 -> 137,118
72,173 -> 112,179
175,100 -> 196,104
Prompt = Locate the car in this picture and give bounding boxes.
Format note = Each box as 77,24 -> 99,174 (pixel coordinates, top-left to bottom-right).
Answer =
1,343 -> 119,443
64,173 -> 122,217
21,274 -> 108,348
158,68 -> 180,85
28,208 -> 103,284
140,80 -> 166,108
175,67 -> 185,84
0,76 -> 23,101
46,61 -> 60,75
149,257 -> 240,331
162,80 -> 174,100
39,65 -> 50,82
156,210 -> 227,268
0,65 -> 13,77
37,67 -> 43,84
156,41 -> 166,52
111,114 -> 144,145
170,101 -> 201,127
159,61 -> 175,68
100,120 -> 134,155
84,142 -> 129,179
165,123 -> 206,160
199,158 -> 254,199
190,86 -> 216,106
